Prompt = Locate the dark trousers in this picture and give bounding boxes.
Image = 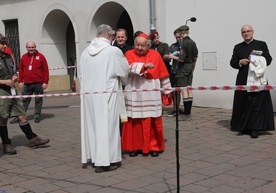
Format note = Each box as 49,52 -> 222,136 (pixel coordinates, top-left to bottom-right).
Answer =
22,83 -> 43,118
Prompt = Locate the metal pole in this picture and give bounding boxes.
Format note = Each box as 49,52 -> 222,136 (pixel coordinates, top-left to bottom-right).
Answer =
149,0 -> 156,32
174,89 -> 180,193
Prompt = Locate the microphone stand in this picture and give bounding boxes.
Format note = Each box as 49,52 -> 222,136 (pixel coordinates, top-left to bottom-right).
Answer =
175,17 -> 196,192
174,87 -> 180,193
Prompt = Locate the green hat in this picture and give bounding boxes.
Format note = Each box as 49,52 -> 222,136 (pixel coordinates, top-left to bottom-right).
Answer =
179,25 -> 189,32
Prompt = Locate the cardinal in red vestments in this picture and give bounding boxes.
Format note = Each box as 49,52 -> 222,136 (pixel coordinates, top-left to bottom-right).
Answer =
122,33 -> 172,157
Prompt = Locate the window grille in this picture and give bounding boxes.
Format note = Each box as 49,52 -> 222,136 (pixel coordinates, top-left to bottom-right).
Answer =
3,19 -> 20,70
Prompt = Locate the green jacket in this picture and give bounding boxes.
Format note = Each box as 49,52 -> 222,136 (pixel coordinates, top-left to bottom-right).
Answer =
150,42 -> 170,72
0,53 -> 15,80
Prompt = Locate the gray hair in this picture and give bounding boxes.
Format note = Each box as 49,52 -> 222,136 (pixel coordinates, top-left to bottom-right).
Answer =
134,37 -> 151,46
97,24 -> 113,37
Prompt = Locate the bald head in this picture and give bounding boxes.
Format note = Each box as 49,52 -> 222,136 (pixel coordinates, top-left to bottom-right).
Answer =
26,41 -> 36,48
241,25 -> 254,42
26,41 -> 37,55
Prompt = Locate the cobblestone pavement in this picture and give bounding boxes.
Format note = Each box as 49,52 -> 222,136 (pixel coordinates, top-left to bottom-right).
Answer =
0,91 -> 276,193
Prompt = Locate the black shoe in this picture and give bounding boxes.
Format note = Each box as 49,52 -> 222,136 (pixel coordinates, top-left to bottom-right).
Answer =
251,130 -> 259,138
111,162 -> 122,167
34,117 -> 41,123
129,151 -> 138,157
150,151 -> 159,157
10,117 -> 19,124
82,159 -> 94,169
167,110 -> 176,117
95,165 -> 118,173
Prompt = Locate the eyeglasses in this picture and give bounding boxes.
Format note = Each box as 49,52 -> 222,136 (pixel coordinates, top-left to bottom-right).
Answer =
27,47 -> 36,48
175,36 -> 182,39
241,30 -> 252,34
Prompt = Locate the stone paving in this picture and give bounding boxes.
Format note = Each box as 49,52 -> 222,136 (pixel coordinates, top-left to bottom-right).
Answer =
0,91 -> 276,193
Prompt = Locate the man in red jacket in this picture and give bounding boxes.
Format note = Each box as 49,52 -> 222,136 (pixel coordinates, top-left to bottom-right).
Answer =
10,41 -> 49,124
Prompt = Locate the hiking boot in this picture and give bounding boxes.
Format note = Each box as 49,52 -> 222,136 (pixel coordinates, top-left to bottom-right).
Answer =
10,117 -> 19,124
181,114 -> 192,121
167,109 -> 184,117
29,136 -> 50,148
3,144 -> 17,155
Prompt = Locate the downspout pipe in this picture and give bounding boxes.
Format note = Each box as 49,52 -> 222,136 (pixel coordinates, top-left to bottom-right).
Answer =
149,0 -> 156,32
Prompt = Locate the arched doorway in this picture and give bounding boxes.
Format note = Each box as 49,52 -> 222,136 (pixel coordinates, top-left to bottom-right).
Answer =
116,10 -> 134,46
66,21 -> 76,89
41,9 -> 76,91
89,2 -> 133,46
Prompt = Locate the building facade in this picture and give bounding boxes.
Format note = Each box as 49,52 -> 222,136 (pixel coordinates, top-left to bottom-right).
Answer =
0,0 -> 276,110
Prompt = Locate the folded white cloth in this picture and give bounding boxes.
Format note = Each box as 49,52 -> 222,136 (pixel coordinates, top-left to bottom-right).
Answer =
247,54 -> 267,89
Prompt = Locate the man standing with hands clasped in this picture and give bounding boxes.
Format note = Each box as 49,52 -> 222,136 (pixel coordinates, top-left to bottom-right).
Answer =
10,41 -> 49,124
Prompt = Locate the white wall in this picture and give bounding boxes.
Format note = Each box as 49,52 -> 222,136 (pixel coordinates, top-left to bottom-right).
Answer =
161,0 -> 276,109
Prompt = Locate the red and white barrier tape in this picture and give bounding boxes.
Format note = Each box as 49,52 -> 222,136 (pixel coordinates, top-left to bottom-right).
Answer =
1,85 -> 275,99
49,65 -> 78,70
1,92 -> 80,99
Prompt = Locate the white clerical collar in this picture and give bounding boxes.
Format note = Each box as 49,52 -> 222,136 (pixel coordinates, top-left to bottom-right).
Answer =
245,39 -> 253,44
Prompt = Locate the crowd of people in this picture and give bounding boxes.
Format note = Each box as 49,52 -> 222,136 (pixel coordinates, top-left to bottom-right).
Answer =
79,23 -> 275,173
79,23 -> 199,173
1,22 -> 274,174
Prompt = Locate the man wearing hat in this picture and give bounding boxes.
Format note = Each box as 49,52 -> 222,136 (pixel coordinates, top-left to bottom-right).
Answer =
163,28 -> 184,117
0,33 -> 50,154
169,25 -> 198,121
149,31 -> 170,73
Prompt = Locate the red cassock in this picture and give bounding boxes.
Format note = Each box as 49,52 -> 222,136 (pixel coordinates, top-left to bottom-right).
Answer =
122,117 -> 165,154
122,49 -> 170,154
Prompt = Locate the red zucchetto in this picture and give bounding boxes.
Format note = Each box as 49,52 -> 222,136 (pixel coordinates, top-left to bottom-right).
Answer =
137,33 -> 149,39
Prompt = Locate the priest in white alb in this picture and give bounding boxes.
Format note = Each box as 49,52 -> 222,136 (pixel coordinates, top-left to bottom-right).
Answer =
79,24 -> 129,173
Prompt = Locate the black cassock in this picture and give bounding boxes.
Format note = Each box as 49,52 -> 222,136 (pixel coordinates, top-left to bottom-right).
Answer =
230,39 -> 275,132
